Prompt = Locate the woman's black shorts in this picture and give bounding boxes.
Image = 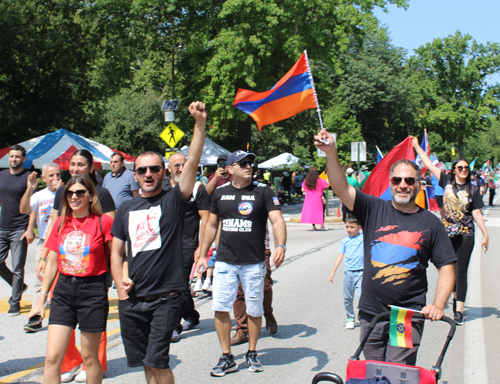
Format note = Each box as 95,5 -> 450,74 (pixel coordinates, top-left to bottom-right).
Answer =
49,273 -> 109,333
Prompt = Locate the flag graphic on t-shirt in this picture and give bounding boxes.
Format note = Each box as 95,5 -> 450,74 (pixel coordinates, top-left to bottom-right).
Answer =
370,226 -> 425,285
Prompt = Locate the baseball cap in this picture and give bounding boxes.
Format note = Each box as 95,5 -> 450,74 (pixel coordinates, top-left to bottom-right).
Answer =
217,155 -> 228,163
346,168 -> 354,174
227,150 -> 256,165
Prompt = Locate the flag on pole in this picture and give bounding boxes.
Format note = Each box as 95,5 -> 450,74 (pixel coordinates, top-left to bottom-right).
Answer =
362,138 -> 415,200
469,157 -> 477,171
376,146 -> 384,164
415,130 -> 430,167
389,305 -> 415,348
430,153 -> 439,166
233,52 -> 318,131
482,160 -> 490,170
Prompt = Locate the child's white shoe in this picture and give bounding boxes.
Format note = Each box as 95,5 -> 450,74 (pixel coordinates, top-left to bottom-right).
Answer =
345,320 -> 355,330
202,278 -> 211,291
194,279 -> 203,292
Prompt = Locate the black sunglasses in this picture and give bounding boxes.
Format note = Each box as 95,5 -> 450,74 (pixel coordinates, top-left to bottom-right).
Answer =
455,166 -> 469,172
391,176 -> 417,186
65,189 -> 88,198
234,160 -> 254,168
135,165 -> 163,175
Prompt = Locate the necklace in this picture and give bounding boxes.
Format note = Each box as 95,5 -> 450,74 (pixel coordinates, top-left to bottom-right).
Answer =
72,215 -> 90,231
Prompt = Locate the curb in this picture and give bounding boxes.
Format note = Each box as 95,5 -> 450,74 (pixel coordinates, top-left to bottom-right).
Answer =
288,216 -> 343,224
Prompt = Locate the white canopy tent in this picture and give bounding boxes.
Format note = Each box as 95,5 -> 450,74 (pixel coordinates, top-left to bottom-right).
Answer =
179,137 -> 231,166
257,152 -> 299,170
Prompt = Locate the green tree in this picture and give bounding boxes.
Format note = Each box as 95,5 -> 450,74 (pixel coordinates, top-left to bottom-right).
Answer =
408,31 -> 500,157
0,0 -> 97,143
339,29 -> 417,161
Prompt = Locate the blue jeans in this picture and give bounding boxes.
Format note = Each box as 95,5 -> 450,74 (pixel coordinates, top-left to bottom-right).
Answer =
0,229 -> 28,305
343,269 -> 363,320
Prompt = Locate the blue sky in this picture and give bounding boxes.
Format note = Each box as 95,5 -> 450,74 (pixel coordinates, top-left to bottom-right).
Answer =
374,0 -> 500,54
373,0 -> 500,84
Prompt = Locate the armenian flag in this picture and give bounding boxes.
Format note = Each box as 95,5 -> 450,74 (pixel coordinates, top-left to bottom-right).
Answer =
233,51 -> 318,131
389,305 -> 415,348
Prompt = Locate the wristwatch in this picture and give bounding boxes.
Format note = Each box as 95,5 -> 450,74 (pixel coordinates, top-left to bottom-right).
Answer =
277,244 -> 287,252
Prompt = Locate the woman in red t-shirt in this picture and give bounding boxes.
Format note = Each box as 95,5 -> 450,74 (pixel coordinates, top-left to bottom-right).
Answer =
29,174 -> 113,384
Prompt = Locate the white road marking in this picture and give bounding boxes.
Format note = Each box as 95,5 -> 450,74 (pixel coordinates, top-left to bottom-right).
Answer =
463,222 -> 489,382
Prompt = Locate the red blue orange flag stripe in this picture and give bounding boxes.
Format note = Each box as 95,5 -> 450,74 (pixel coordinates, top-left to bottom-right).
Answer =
233,52 -> 317,131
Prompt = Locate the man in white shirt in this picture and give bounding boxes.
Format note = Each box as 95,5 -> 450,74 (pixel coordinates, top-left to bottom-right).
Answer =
19,162 -> 61,332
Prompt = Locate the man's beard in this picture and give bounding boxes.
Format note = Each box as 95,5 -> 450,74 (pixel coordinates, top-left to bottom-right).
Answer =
391,187 -> 418,204
10,162 -> 22,170
173,175 -> 180,183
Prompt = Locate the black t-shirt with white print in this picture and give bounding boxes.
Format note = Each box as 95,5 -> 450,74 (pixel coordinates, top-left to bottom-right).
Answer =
163,177 -> 211,250
352,190 -> 456,315
439,172 -> 483,236
211,181 -> 281,265
111,186 -> 187,297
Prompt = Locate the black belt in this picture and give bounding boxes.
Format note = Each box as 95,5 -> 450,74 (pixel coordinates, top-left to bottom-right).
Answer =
348,269 -> 363,273
141,290 -> 181,302
60,274 -> 107,283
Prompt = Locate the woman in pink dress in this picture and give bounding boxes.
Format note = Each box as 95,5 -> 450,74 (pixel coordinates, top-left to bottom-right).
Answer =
301,167 -> 329,230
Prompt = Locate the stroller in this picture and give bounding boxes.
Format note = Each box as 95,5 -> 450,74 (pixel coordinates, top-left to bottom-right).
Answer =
312,311 -> 456,384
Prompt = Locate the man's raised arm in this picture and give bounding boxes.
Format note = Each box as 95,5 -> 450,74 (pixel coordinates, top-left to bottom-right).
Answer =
314,130 -> 356,211
179,101 -> 207,201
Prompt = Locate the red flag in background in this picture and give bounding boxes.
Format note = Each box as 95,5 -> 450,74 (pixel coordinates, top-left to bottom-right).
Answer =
362,138 -> 416,200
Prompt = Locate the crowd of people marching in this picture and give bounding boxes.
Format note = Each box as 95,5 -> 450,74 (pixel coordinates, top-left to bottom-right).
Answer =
0,102 -> 493,383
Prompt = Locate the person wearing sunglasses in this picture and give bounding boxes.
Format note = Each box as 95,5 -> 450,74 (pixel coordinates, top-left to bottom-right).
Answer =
206,154 -> 233,195
314,130 -> 456,366
28,174 -> 113,384
197,150 -> 287,376
32,149 -> 116,382
109,101 -> 206,384
412,136 -> 488,326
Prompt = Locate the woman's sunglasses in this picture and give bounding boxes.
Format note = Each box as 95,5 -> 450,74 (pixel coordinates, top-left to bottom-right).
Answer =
391,176 -> 417,186
65,189 -> 88,198
135,165 -> 163,175
455,166 -> 469,172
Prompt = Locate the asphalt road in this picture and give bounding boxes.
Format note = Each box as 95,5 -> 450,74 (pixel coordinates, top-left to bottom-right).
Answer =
0,199 -> 499,383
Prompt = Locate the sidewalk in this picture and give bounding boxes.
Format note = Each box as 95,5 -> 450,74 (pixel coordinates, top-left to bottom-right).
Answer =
280,195 -> 343,224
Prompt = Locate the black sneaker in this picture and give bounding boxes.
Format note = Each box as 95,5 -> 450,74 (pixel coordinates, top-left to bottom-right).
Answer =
210,354 -> 238,377
246,351 -> 264,372
7,303 -> 21,317
182,319 -> 199,331
22,283 -> 28,294
454,311 -> 464,325
24,316 -> 43,333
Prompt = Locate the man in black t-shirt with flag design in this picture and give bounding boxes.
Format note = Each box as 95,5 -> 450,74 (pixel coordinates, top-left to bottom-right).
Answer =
198,150 -> 287,377
314,130 -> 456,366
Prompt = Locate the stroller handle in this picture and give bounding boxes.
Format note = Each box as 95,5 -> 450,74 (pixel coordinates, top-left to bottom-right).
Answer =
350,311 -> 456,371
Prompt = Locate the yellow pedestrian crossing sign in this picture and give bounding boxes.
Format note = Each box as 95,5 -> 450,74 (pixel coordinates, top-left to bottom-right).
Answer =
160,123 -> 184,148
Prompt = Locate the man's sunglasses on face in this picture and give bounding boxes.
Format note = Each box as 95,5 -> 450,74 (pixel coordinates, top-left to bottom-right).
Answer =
135,165 -> 163,175
391,176 -> 417,186
233,160 -> 254,168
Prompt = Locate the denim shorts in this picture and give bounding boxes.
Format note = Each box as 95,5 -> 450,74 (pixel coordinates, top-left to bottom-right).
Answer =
212,261 -> 266,317
49,274 -> 108,333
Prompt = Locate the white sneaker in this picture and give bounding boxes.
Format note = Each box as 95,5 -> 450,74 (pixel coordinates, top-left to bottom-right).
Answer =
75,369 -> 87,382
193,279 -> 203,292
202,278 -> 211,291
345,320 -> 355,330
61,364 -> 81,382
